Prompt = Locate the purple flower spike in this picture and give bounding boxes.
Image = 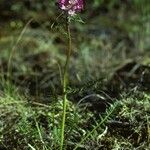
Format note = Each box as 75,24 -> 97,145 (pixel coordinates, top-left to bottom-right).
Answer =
58,0 -> 84,16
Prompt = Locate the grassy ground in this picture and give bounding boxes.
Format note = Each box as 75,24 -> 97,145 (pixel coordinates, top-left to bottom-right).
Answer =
0,1 -> 150,149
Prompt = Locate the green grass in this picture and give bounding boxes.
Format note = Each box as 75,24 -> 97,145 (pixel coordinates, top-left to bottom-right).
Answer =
0,81 -> 149,149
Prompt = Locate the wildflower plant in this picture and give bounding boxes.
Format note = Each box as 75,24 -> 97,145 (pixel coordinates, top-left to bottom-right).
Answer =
56,0 -> 84,149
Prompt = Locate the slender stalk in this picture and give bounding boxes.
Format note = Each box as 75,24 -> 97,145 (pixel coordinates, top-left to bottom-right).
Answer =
7,19 -> 33,92
60,16 -> 72,150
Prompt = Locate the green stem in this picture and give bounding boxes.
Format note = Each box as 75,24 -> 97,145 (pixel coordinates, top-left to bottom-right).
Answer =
60,16 -> 72,150
7,19 -> 33,91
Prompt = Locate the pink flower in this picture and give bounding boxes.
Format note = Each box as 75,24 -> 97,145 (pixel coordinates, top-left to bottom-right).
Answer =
58,0 -> 84,16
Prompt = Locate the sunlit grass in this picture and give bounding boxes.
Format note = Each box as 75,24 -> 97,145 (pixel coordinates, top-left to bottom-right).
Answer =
0,79 -> 149,149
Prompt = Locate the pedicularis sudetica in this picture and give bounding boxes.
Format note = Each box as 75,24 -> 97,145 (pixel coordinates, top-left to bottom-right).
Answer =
56,0 -> 84,149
